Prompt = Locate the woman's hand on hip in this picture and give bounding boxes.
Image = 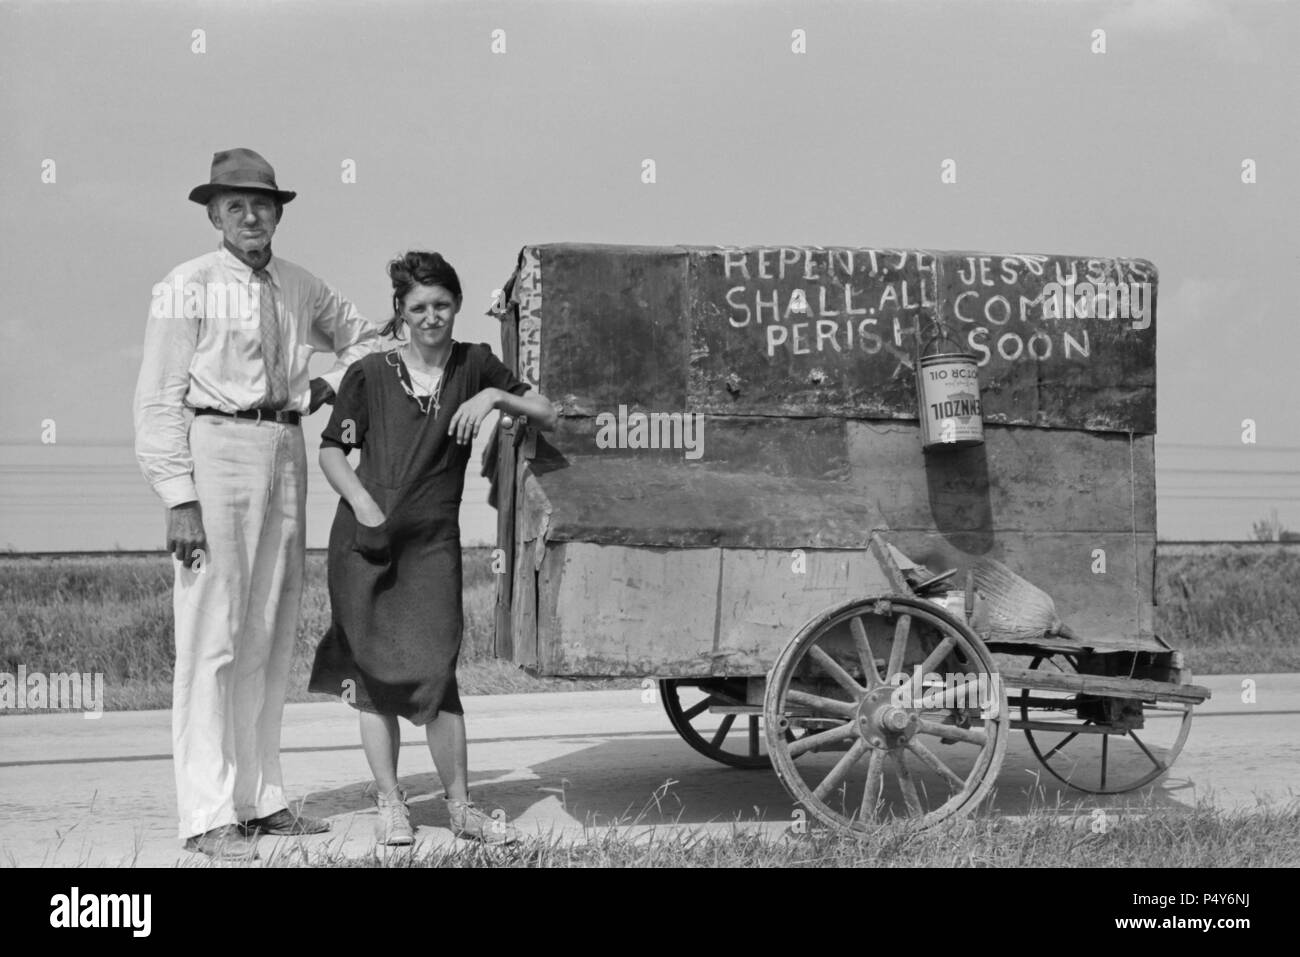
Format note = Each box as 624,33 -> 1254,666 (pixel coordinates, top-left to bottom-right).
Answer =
449,388 -> 501,446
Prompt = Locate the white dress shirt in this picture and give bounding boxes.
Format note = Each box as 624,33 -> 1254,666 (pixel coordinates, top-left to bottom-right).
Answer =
134,245 -> 381,508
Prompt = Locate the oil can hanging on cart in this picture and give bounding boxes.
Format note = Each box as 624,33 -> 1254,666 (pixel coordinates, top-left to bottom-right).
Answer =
916,323 -> 985,450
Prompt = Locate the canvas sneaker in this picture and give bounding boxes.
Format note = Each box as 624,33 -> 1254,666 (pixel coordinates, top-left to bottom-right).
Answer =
376,787 -> 414,846
446,798 -> 519,845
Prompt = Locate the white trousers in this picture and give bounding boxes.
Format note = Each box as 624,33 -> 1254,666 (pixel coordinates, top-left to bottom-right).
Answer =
172,415 -> 307,838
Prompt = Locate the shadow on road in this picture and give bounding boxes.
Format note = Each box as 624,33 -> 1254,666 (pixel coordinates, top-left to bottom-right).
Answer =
299,732 -> 1201,833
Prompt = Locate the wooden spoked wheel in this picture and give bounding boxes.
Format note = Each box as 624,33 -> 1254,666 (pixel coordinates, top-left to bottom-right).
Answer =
660,678 -> 784,769
1019,655 -> 1194,794
764,596 -> 1009,833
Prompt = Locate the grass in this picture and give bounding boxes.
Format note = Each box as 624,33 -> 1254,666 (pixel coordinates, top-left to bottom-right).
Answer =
1,545 -> 1298,713
1155,548 -> 1300,675
14,788 -> 1296,869
206,795 -> 1300,868
0,548 -> 635,712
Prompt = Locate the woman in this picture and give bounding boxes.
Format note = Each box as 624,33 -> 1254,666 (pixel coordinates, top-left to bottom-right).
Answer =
309,250 -> 556,845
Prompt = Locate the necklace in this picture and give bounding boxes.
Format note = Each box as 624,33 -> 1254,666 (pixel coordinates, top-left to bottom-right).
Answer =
386,346 -> 448,417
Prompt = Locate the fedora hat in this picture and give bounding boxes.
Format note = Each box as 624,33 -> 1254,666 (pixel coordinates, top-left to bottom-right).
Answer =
188,148 -> 297,205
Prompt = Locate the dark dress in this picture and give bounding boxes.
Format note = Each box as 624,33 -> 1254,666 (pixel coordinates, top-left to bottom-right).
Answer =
308,341 -> 530,725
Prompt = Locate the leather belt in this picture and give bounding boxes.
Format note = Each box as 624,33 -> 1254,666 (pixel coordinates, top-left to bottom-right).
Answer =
194,407 -> 301,426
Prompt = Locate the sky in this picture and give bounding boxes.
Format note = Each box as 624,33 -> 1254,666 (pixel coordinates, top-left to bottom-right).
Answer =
1,0 -> 1297,550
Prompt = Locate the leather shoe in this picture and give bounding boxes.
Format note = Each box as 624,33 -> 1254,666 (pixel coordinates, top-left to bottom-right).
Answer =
241,808 -> 331,836
184,824 -> 260,860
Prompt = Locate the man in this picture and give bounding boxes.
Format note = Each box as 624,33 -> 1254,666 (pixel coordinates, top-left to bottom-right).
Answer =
134,148 -> 380,859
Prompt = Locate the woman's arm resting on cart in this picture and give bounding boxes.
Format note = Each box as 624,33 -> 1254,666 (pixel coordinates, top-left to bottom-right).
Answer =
449,388 -> 557,446
319,446 -> 387,527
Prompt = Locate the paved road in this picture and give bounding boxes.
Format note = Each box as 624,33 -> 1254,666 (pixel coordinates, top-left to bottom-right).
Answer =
0,674 -> 1296,866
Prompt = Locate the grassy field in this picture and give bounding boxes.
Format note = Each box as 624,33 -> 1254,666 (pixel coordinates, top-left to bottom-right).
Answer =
386,801 -> 1300,868
1,544 -> 1298,713
0,548 -> 635,711
150,799 -> 1300,868
1152,545 -> 1300,675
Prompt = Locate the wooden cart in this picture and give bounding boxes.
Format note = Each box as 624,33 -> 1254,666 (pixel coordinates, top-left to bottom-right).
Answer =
486,243 -> 1211,833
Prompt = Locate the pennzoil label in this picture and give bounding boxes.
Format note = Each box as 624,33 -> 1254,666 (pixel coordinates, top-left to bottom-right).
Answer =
929,391 -> 981,420
919,357 -> 984,446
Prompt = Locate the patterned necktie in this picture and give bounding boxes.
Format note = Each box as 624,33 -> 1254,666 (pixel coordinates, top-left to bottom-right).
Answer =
254,267 -> 288,410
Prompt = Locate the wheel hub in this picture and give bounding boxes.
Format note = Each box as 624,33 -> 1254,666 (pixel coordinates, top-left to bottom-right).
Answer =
855,685 -> 918,749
